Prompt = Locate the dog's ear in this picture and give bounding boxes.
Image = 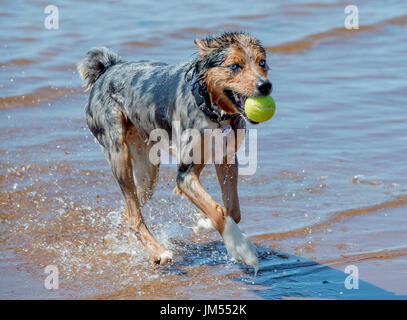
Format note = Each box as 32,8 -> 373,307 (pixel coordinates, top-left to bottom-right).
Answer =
194,38 -> 206,54
194,38 -> 214,55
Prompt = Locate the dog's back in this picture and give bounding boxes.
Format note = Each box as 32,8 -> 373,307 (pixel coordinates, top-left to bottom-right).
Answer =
79,47 -> 208,145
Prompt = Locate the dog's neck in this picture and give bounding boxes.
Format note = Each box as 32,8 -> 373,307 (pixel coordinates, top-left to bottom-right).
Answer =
189,75 -> 238,126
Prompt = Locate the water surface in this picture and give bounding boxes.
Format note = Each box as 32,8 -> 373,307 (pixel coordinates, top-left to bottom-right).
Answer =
1,0 -> 407,299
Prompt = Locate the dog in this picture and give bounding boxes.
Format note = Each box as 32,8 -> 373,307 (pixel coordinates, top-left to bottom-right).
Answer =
78,32 -> 272,273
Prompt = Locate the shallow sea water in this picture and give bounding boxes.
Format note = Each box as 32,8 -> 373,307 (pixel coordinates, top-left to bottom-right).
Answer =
1,0 -> 407,299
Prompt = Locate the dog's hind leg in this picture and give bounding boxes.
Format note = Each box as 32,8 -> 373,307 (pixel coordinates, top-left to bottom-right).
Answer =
101,113 -> 171,265
126,124 -> 159,208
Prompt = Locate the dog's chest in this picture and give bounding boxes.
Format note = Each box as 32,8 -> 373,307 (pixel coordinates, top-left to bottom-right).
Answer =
169,120 -> 245,165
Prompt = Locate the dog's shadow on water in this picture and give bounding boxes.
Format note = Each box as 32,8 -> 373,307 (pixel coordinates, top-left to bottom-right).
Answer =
164,240 -> 406,300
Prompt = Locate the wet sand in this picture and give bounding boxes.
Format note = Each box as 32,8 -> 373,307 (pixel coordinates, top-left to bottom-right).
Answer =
1,0 -> 407,299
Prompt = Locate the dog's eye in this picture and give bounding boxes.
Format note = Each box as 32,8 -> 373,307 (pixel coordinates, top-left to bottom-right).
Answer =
259,59 -> 266,67
228,64 -> 241,71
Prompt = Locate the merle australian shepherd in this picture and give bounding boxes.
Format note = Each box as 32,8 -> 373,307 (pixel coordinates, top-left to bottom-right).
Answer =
78,32 -> 272,273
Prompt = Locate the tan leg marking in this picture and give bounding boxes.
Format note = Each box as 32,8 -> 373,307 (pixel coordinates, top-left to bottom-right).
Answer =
108,120 -> 171,265
215,162 -> 241,224
174,164 -> 227,234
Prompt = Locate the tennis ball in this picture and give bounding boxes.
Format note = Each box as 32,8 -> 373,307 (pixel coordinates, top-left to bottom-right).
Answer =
244,96 -> 276,123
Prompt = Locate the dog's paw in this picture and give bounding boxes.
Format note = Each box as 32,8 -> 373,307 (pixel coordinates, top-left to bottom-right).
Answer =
193,214 -> 216,234
153,250 -> 173,265
160,250 -> 173,264
222,217 -> 258,274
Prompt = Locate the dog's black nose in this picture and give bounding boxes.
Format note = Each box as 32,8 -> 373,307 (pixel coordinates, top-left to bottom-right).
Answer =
256,80 -> 272,95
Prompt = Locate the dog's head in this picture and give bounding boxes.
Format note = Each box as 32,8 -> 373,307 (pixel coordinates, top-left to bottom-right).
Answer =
191,32 -> 272,122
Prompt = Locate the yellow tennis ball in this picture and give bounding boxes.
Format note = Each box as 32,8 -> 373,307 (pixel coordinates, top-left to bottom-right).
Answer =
244,96 -> 276,123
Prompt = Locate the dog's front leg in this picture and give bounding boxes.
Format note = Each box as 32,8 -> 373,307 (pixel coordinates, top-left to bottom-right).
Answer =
215,161 -> 258,273
174,163 -> 226,233
215,159 -> 241,224
175,163 -> 258,272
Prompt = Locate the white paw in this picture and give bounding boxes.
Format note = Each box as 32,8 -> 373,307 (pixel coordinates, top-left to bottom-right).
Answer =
193,215 -> 216,234
222,217 -> 258,274
160,250 -> 173,261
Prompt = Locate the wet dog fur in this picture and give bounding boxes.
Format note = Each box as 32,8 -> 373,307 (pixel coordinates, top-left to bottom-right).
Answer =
78,32 -> 272,271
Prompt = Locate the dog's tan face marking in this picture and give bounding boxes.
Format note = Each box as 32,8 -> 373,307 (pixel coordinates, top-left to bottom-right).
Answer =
196,33 -> 270,114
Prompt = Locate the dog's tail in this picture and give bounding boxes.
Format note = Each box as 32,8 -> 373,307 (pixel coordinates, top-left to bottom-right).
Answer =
77,47 -> 122,91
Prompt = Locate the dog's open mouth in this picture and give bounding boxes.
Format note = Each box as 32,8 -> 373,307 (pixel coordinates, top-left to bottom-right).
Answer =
224,89 -> 258,124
